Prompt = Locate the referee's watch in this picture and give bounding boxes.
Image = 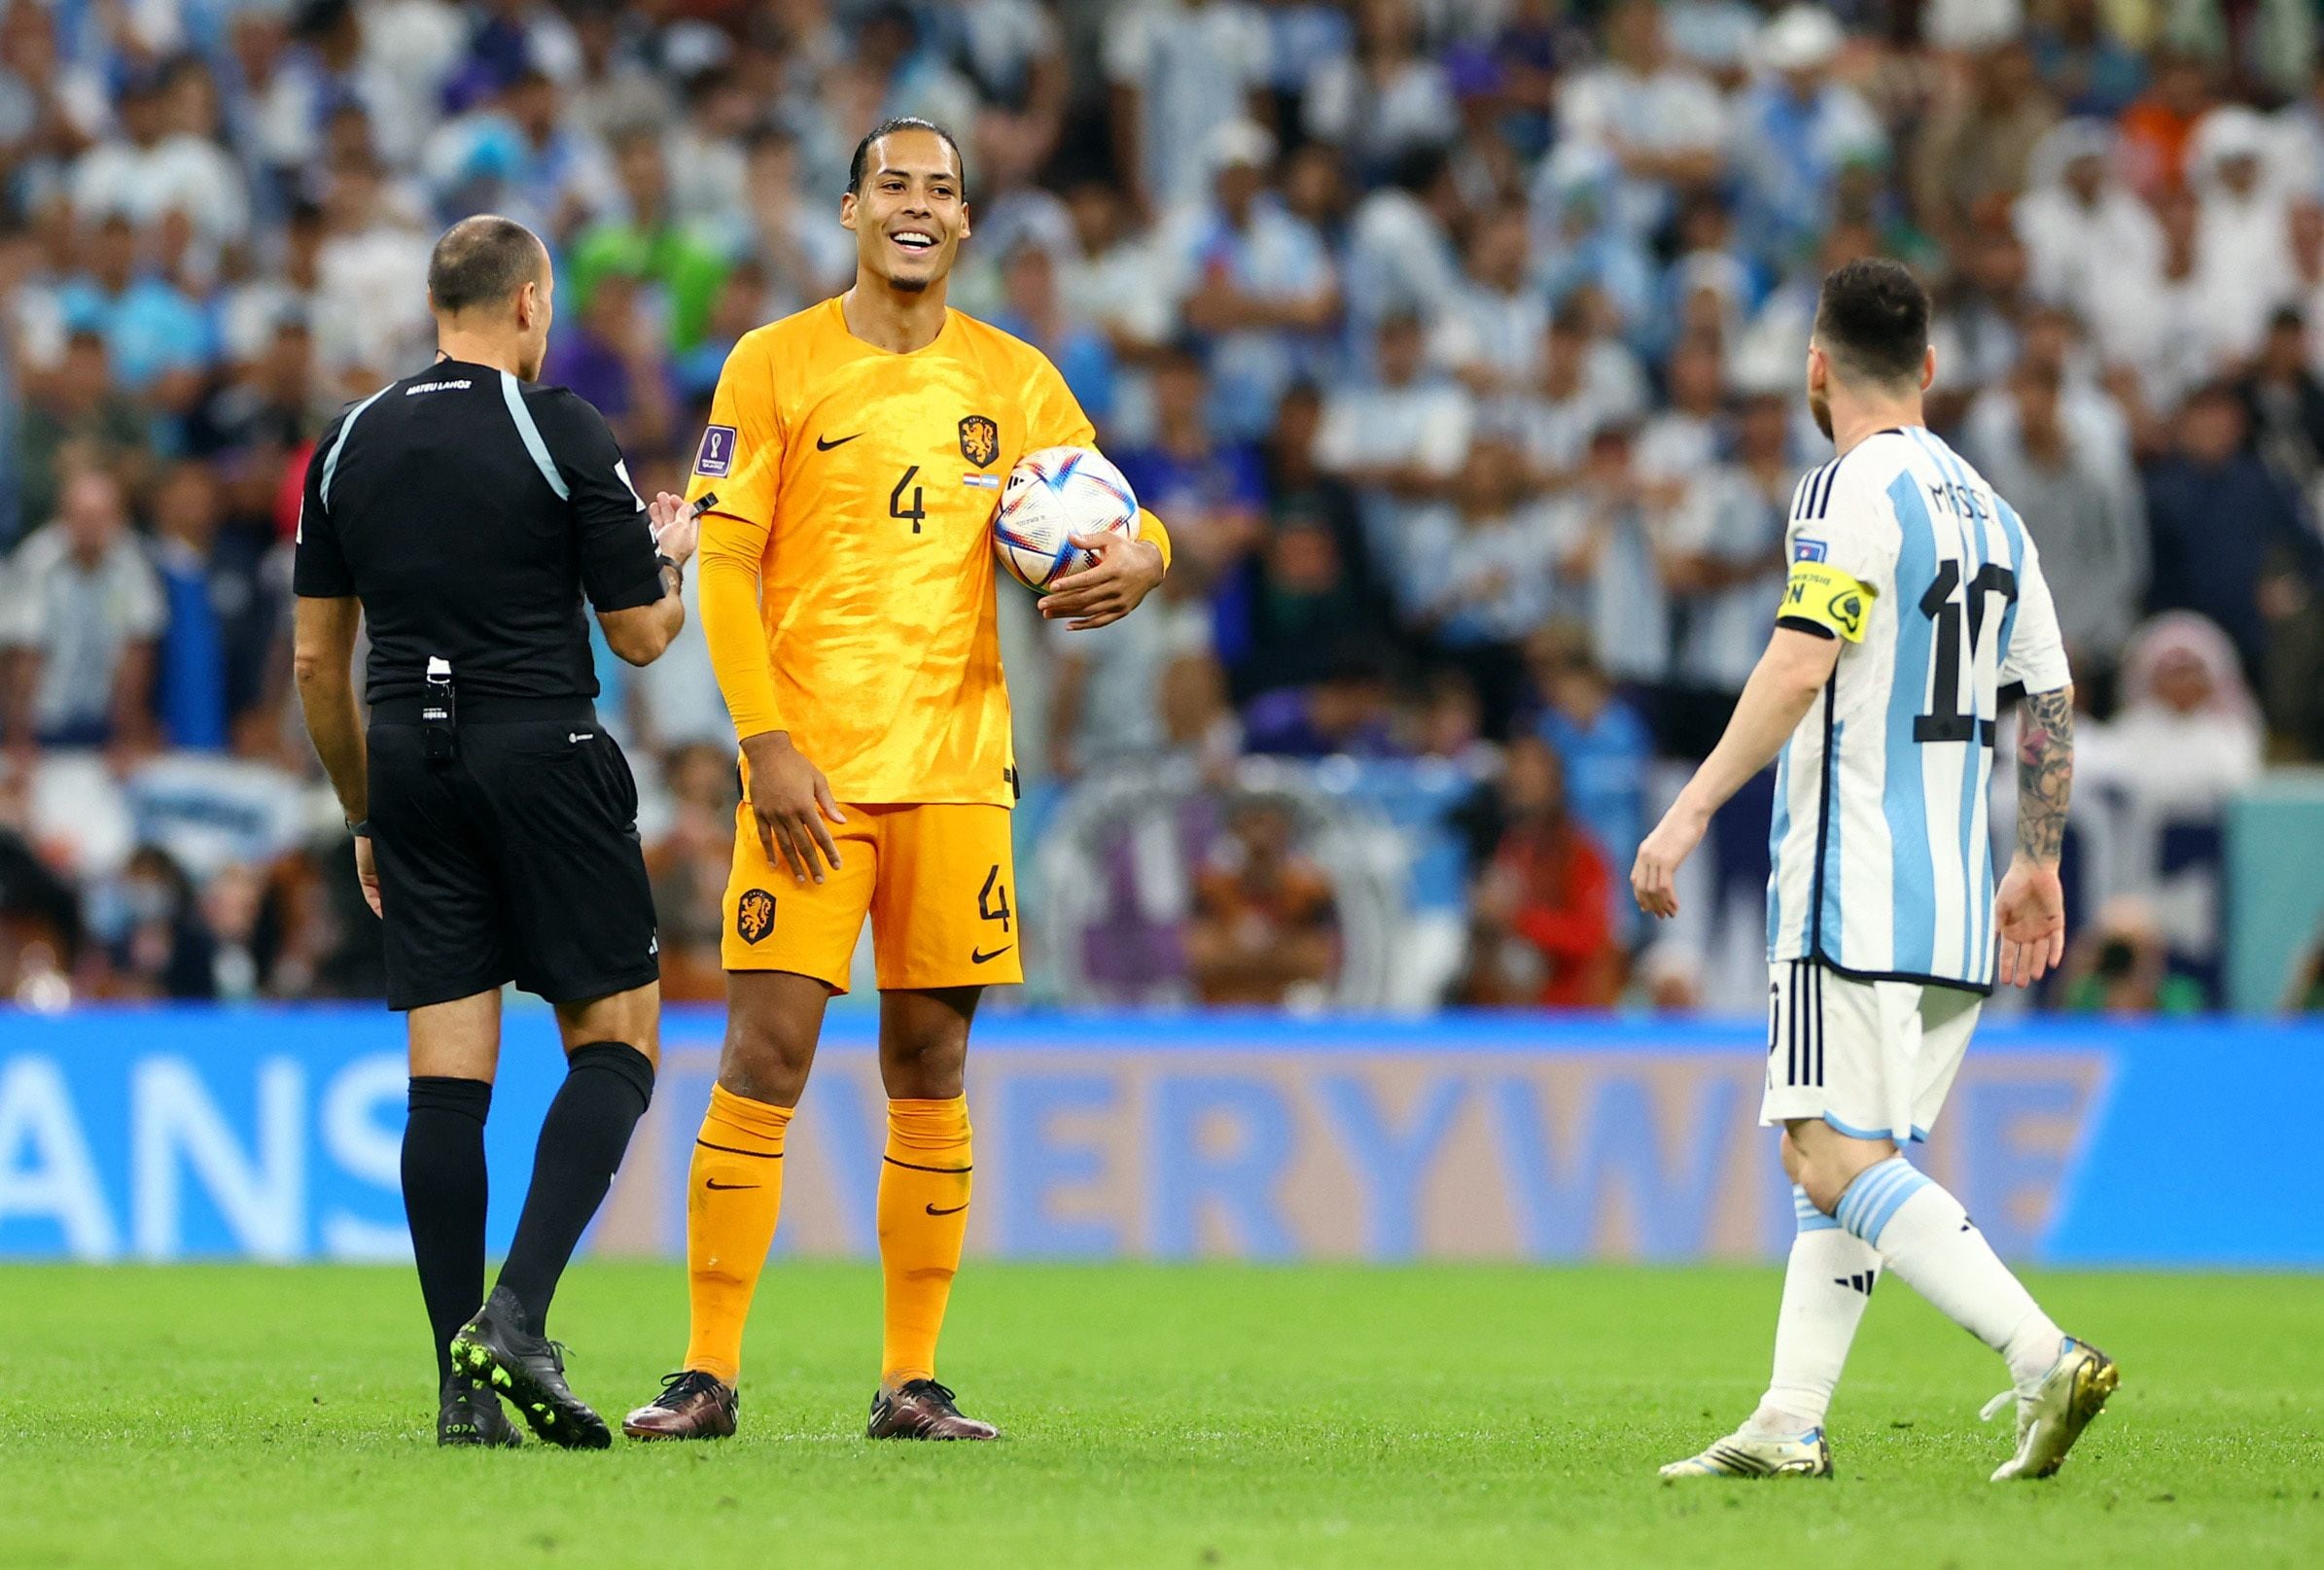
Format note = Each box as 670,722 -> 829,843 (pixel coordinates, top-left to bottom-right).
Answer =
657,552 -> 684,593
347,819 -> 371,839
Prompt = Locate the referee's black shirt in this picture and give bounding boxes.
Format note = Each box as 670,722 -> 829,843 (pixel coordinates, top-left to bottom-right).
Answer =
291,360 -> 663,705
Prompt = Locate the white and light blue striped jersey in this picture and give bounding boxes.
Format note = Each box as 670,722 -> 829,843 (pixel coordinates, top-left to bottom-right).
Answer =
1766,428 -> 2071,991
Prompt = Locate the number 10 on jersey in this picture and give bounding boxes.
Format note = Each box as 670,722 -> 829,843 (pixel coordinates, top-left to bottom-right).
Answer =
1915,559 -> 2017,747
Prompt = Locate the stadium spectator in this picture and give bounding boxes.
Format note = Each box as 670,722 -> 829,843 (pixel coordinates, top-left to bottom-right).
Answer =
542,267 -> 679,455
1241,381 -> 1393,697
14,331 -> 150,536
2027,0 -> 2148,120
2090,611 -> 2266,820
2141,382 -> 2324,693
97,843 -> 213,999
1526,627 -> 1649,902
647,741 -> 744,1003
2239,307 -> 2324,506
2059,897 -> 2206,1016
1175,119 -> 1338,442
1185,795 -> 1338,1005
1658,385 -> 1792,758
565,125 -> 728,353
1105,0 -> 1271,220
1109,341 -> 1266,641
1558,0 -> 1726,244
1431,207 -> 1546,398
1963,360 -> 2147,682
993,237 -> 1117,428
1341,145 -> 1463,331
1727,6 -> 1885,271
149,462 -> 283,754
0,467 -> 163,756
2013,120 -> 2161,330
1912,43 -> 2060,251
1454,734 -> 1618,1008
1400,433 -> 1552,733
1315,310 -> 1469,560
1302,0 -> 1456,180
1243,643 -> 1401,758
1546,423 -> 1673,693
50,212 -> 212,408
72,60 -> 252,261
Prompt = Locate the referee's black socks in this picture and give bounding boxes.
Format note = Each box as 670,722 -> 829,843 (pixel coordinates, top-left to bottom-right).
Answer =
404,1076 -> 493,1385
496,1042 -> 656,1336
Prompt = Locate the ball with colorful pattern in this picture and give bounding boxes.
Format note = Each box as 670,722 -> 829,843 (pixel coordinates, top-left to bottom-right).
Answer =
992,445 -> 1141,592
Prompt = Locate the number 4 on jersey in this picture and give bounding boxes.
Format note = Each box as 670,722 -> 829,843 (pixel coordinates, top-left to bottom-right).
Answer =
890,466 -> 925,534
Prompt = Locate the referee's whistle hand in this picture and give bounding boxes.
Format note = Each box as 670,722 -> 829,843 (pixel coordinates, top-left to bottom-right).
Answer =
741,731 -> 846,885
649,491 -> 697,567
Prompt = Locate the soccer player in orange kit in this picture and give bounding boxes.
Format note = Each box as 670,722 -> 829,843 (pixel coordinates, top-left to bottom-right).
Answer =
621,118 -> 1173,1442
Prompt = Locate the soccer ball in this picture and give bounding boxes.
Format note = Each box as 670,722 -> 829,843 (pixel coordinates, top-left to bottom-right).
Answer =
993,445 -> 1141,592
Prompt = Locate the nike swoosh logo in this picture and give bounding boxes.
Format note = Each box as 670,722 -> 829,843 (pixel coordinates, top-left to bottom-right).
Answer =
925,1203 -> 968,1216
703,1180 -> 760,1191
970,945 -> 1013,964
816,433 -> 863,450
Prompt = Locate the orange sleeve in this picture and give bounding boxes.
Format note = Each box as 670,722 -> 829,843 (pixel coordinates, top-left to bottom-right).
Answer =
689,335 -> 787,742
1019,343 -> 1173,573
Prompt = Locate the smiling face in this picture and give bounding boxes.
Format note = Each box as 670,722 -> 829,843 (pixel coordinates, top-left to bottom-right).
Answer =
842,127 -> 968,296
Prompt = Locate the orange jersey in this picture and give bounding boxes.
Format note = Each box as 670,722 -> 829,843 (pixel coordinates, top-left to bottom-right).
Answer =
687,297 -> 1168,807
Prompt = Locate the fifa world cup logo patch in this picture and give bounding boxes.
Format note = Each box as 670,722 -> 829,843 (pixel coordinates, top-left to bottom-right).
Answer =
958,414 -> 999,469
736,889 -> 777,945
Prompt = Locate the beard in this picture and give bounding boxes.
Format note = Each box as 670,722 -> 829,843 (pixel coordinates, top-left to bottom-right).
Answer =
1809,386 -> 1834,440
887,271 -> 932,294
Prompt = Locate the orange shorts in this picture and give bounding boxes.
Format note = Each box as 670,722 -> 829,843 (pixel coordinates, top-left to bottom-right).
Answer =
721,802 -> 1021,993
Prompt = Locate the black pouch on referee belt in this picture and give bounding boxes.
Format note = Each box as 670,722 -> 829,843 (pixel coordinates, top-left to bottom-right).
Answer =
422,657 -> 458,764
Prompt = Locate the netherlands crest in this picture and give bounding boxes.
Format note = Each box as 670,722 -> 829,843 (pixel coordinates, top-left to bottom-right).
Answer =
736,889 -> 776,945
958,414 -> 999,469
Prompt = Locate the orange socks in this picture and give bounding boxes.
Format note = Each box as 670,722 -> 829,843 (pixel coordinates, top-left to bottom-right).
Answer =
682,1085 -> 791,1385
876,1096 -> 973,1388
681,1088 -> 971,1392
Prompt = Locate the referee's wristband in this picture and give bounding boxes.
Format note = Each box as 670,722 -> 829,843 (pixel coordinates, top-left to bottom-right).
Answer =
347,819 -> 371,839
656,552 -> 684,591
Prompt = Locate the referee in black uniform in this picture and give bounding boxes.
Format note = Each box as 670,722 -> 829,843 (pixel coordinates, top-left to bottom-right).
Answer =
291,216 -> 697,1450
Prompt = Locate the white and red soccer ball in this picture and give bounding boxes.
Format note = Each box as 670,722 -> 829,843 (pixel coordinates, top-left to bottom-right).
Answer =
992,445 -> 1141,592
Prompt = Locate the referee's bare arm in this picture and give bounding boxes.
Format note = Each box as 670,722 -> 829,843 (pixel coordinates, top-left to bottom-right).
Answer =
290,411 -> 381,914
292,594 -> 376,912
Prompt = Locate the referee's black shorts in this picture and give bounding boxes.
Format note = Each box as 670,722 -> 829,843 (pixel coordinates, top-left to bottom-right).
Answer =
366,697 -> 660,1011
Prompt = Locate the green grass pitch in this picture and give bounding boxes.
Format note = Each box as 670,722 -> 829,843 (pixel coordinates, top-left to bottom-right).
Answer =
3,1263 -> 2319,1568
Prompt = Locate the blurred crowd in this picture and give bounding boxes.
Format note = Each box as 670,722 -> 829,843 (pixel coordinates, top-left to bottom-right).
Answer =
3,0 -> 2323,1015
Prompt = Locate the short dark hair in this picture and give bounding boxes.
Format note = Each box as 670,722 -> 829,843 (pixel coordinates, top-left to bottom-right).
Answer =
846,116 -> 965,196
1813,257 -> 1930,386
427,215 -> 546,314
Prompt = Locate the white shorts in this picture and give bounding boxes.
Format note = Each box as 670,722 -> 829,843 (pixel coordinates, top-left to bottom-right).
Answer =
1759,959 -> 1984,1143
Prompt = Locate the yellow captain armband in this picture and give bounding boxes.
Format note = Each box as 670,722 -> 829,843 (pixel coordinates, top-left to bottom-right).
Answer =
1778,559 -> 1877,642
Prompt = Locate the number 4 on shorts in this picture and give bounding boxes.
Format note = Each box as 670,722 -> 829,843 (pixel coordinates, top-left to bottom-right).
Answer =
977,864 -> 1011,934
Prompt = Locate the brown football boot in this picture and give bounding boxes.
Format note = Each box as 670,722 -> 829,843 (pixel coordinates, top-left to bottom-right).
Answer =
621,1371 -> 739,1441
865,1379 -> 1000,1441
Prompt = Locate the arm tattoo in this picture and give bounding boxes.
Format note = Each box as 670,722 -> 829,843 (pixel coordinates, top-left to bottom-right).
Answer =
2014,686 -> 2075,864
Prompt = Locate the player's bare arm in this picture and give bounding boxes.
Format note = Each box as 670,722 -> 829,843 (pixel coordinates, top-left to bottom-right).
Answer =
1632,626 -> 1841,919
1995,684 -> 2075,988
1039,527 -> 1168,629
290,593 -> 377,916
